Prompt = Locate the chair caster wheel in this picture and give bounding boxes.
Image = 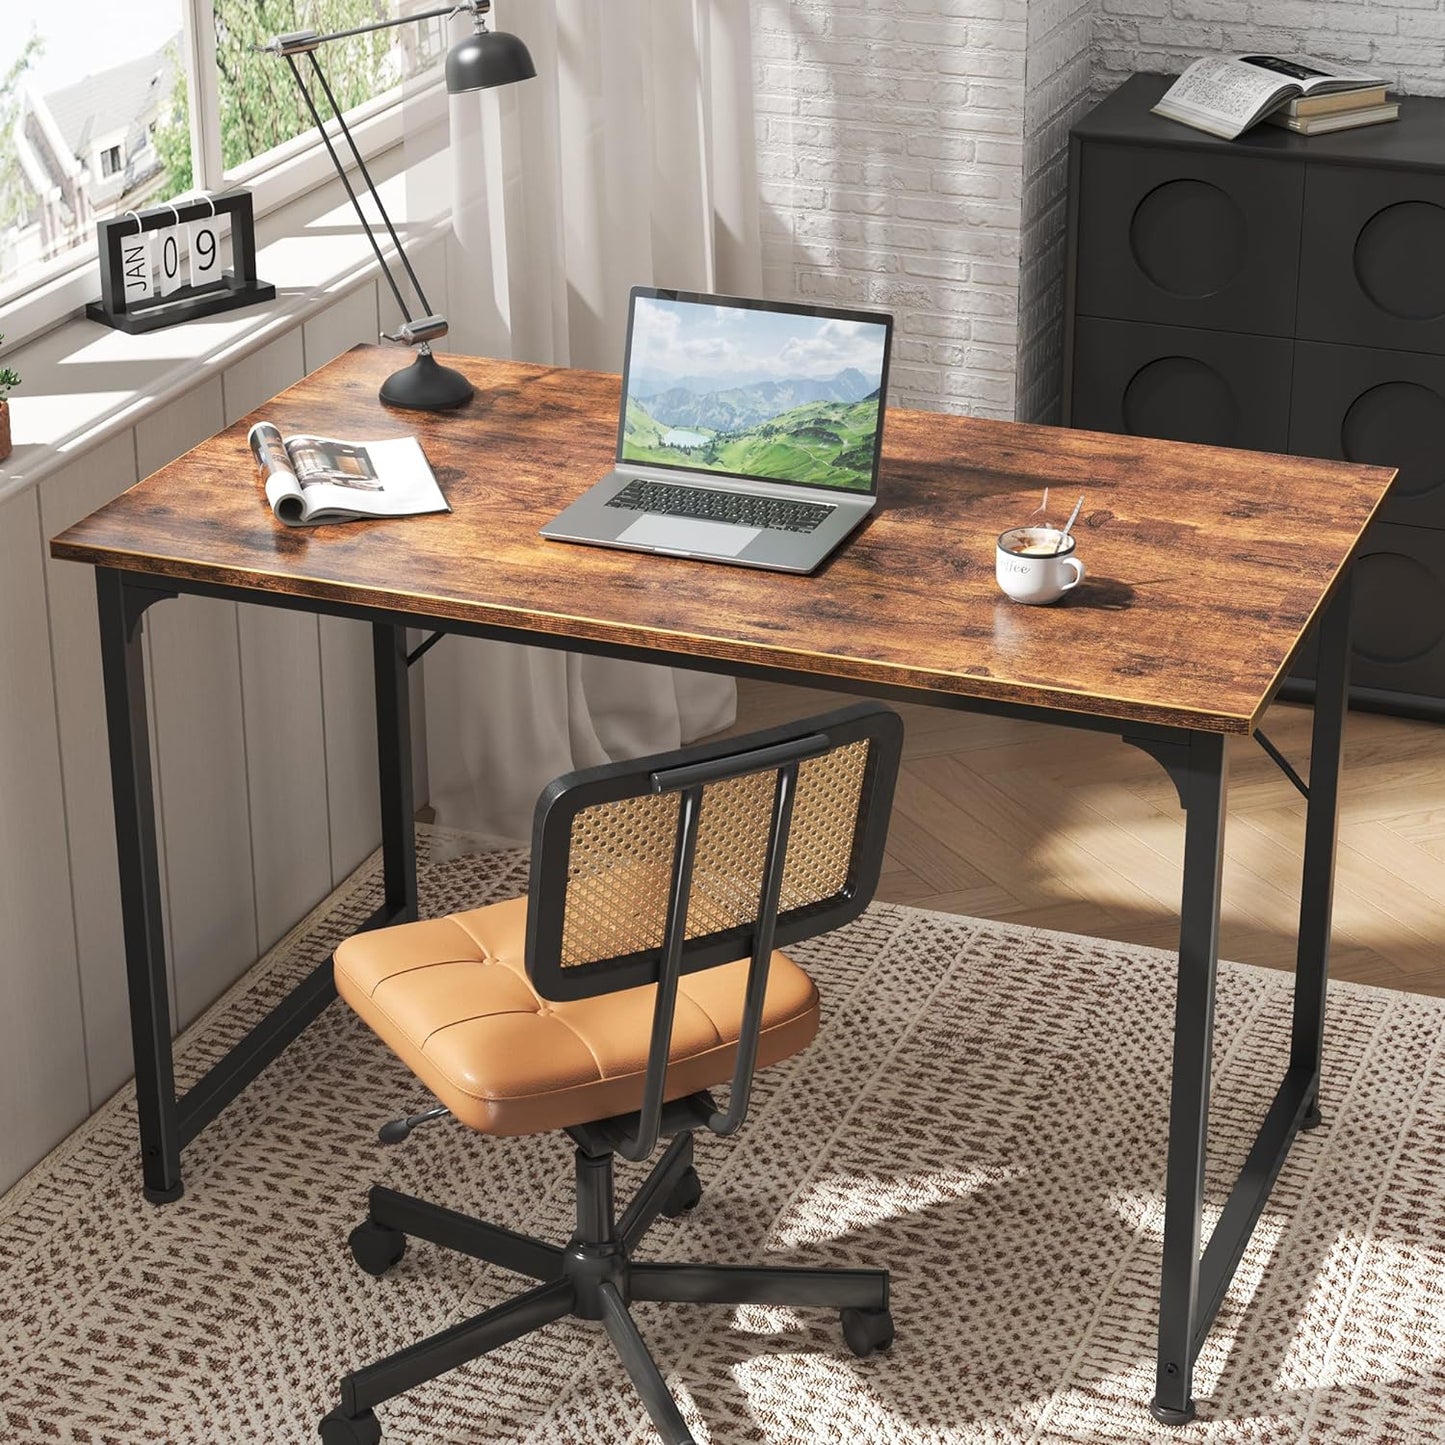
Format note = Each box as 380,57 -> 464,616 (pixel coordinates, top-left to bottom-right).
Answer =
349,1219 -> 406,1277
319,1407 -> 382,1444
841,1306 -> 895,1358
661,1166 -> 703,1218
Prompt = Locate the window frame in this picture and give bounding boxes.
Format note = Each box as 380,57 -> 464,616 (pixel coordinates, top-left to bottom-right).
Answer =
0,0 -> 447,349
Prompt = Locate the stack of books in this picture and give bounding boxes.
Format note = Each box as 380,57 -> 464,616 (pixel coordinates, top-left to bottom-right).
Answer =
1152,55 -> 1398,141
1263,84 -> 1398,136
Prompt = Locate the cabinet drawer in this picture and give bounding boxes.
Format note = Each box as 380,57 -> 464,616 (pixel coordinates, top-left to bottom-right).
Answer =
1074,142 -> 1302,335
1290,521 -> 1445,698
1290,342 -> 1445,529
1069,318 -> 1292,451
1297,164 -> 1445,354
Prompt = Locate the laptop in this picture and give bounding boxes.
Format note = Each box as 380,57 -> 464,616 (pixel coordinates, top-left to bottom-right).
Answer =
541,288 -> 893,573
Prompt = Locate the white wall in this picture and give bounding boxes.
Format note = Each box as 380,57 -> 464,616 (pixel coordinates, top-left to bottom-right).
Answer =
1020,0 -> 1094,424
750,0 -> 1030,421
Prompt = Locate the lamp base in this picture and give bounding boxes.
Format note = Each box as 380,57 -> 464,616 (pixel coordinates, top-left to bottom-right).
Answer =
380,350 -> 474,411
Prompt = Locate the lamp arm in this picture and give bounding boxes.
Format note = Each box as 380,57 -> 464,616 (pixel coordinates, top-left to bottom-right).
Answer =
284,53 -> 441,345
302,52 -> 439,326
264,2 -> 489,57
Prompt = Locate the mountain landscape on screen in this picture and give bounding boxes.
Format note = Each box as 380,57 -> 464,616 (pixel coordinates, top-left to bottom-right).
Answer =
622,298 -> 888,491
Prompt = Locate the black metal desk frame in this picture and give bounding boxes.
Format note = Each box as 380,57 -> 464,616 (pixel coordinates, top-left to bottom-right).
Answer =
94,560 -> 1354,1427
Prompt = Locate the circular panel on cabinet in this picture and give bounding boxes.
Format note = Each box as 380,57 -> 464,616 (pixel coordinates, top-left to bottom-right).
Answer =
1129,180 -> 1249,298
1121,357 -> 1238,445
1353,202 -> 1445,320
1353,551 -> 1444,664
1342,381 -> 1445,499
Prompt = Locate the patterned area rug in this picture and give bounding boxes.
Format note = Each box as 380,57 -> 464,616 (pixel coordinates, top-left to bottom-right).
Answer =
3,832 -> 1444,1444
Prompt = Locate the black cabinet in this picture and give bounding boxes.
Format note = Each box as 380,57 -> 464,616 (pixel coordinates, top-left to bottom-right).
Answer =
1064,75 -> 1445,719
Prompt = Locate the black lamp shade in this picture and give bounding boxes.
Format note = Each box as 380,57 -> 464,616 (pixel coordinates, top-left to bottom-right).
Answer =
445,28 -> 536,93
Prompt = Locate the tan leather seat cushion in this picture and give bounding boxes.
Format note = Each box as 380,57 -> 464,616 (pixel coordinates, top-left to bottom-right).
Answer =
333,895 -> 821,1136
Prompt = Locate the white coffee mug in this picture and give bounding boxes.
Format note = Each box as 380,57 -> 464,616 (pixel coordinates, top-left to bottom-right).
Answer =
995,526 -> 1085,605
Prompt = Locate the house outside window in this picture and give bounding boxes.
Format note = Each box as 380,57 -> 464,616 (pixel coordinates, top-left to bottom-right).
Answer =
99,145 -> 124,179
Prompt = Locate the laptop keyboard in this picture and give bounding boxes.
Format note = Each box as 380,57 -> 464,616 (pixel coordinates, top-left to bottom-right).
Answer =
606,478 -> 835,534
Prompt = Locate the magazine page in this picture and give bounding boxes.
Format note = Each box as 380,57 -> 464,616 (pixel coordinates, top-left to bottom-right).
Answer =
285,435 -> 450,521
1152,54 -> 1382,140
248,422 -> 308,522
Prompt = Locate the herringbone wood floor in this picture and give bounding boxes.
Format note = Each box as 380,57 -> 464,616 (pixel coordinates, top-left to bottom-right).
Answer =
732,679 -> 1445,998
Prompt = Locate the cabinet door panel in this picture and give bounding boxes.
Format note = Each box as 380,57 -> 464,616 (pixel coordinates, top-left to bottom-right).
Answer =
1290,522 -> 1445,699
1290,341 -> 1445,530
1075,143 -> 1302,335
1070,318 -> 1292,452
1298,164 -> 1445,354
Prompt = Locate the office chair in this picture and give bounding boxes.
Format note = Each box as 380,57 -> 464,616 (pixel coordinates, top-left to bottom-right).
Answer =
319,701 -> 904,1445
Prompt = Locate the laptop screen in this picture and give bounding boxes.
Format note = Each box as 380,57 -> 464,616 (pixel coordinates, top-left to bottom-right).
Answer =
618,289 -> 893,495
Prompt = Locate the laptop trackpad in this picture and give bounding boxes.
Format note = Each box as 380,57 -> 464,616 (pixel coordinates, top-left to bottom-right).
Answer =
618,514 -> 762,556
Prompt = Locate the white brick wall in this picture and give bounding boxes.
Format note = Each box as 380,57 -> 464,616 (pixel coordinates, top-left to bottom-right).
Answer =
750,0 -> 1029,420
1020,0 -> 1094,422
1095,0 -> 1445,101
749,2 -> 1445,427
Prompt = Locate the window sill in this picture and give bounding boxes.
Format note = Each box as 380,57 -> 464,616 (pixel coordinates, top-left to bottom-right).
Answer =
0,129 -> 450,507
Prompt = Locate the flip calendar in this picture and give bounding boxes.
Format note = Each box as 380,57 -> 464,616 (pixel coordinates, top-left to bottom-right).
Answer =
88,191 -> 275,334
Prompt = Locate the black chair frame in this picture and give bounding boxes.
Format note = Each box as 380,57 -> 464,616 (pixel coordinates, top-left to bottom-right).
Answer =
320,702 -> 903,1445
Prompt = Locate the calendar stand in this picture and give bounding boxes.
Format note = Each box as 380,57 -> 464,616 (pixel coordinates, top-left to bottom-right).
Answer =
86,190 -> 276,335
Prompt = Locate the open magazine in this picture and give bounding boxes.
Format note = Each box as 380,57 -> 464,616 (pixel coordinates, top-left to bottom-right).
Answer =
248,422 -> 450,526
1152,54 -> 1384,140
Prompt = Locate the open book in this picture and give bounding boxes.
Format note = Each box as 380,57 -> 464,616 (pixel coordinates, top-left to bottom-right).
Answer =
249,422 -> 450,526
1152,55 -> 1384,140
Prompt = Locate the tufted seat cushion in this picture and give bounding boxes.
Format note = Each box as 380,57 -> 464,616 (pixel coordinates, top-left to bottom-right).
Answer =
333,895 -> 821,1137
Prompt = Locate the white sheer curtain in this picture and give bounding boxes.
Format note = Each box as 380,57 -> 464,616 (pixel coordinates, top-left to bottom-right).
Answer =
416,0 -> 762,843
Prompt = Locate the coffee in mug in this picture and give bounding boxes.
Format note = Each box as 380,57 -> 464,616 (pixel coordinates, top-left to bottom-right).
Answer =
996,526 -> 1085,605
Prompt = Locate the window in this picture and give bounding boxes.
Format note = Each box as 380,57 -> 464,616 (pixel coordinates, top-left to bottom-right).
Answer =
213,1 -> 447,186
0,0 -> 446,331
1,1 -> 188,306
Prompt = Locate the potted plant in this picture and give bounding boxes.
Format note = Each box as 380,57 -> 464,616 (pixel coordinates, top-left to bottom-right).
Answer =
0,336 -> 19,464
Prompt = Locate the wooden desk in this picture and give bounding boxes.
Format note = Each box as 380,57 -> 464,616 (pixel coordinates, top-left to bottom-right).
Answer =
52,344 -> 1394,1426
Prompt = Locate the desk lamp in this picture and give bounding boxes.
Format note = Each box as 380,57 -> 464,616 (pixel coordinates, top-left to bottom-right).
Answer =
265,2 -> 535,410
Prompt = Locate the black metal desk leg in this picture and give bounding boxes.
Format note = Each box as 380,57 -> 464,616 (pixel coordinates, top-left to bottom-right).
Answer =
1152,729 -> 1228,1425
1291,570 -> 1353,1110
372,623 -> 417,923
96,568 -> 183,1203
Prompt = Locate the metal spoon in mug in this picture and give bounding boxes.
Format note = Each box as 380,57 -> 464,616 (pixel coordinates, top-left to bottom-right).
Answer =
1029,486 -> 1049,529
1054,495 -> 1084,554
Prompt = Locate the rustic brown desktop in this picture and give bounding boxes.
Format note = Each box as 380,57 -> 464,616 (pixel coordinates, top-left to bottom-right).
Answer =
50,343 -> 1395,1427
